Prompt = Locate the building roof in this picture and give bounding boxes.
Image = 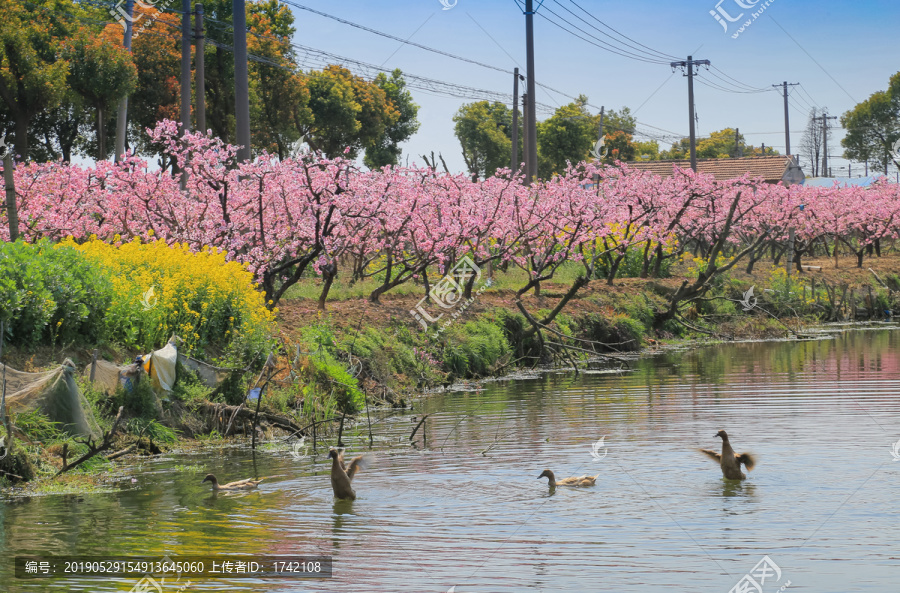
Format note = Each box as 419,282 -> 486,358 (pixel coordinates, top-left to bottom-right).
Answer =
625,155 -> 800,184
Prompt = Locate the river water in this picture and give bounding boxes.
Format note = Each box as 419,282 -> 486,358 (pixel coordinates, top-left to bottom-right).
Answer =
2,328 -> 900,592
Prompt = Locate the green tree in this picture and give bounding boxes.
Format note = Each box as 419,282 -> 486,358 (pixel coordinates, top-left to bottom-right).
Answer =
602,130 -> 636,163
453,101 -> 515,179
248,2 -> 310,159
633,139 -> 660,160
0,0 -> 71,158
603,106 -> 636,135
62,27 -> 136,160
536,95 -> 595,177
364,69 -> 420,169
841,72 -> 900,171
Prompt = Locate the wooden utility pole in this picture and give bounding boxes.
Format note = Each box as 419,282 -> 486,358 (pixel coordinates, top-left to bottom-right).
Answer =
195,4 -> 206,133
3,150 -> 17,241
735,127 -> 742,157
511,68 -> 522,172
772,82 -> 799,157
114,0 -> 134,162
817,113 -> 838,177
524,0 -> 538,184
180,0 -> 191,135
234,0 -> 252,162
670,56 -> 710,172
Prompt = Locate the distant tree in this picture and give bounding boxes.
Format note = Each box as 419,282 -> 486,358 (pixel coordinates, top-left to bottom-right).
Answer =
841,72 -> 900,173
364,69 -> 420,169
453,101 -> 514,179
62,27 -> 136,160
603,106 -> 636,135
801,108 -> 823,177
602,130 -> 635,163
632,139 -> 660,160
0,0 -> 71,158
537,95 -> 596,176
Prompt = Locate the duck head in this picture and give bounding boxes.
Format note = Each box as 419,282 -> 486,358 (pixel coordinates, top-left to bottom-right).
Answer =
715,429 -> 729,440
327,448 -> 339,460
201,474 -> 217,485
537,469 -> 553,480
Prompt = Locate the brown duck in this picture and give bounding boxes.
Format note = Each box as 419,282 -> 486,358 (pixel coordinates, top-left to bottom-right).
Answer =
700,430 -> 756,480
538,469 -> 600,488
201,474 -> 263,491
328,447 -> 369,500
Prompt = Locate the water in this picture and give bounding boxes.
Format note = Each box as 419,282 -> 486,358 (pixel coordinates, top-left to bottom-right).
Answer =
3,329 -> 900,592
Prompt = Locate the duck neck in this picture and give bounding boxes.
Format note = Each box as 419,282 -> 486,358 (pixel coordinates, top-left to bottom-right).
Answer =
546,472 -> 556,487
721,438 -> 734,455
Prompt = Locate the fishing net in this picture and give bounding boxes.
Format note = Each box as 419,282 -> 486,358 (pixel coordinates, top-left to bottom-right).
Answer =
2,359 -> 101,439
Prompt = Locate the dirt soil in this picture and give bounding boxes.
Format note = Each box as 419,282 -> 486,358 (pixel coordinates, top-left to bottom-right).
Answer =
276,254 -> 900,340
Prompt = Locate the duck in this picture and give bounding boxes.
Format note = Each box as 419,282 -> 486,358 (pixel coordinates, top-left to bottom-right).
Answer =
201,473 -> 263,491
537,469 -> 600,488
699,429 -> 757,480
328,447 -> 370,500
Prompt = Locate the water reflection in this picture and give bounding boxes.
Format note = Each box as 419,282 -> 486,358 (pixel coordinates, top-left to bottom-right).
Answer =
1,328 -> 899,592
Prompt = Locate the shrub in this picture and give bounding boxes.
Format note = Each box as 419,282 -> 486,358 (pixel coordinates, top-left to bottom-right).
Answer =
0,240 -> 112,348
441,319 -> 510,378
59,236 -> 275,362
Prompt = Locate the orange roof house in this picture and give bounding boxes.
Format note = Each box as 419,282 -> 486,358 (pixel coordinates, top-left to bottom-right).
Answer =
625,155 -> 805,186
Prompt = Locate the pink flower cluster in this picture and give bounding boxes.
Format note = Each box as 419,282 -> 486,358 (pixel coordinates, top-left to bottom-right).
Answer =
3,120 -> 898,303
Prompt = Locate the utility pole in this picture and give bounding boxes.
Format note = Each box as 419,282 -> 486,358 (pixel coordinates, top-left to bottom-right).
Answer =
3,151 -> 17,241
521,92 -> 528,174
524,0 -> 538,184
735,127 -> 742,157
180,0 -> 191,136
817,113 -> 837,177
597,106 -> 605,147
234,0 -> 252,162
670,56 -> 710,172
511,68 -> 522,172
772,82 -> 799,158
114,0 -> 134,162
195,4 -> 206,133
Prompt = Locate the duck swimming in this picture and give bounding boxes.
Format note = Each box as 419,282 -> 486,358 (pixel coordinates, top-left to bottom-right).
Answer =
328,448 -> 370,500
538,469 -> 600,488
201,474 -> 263,491
699,429 -> 756,480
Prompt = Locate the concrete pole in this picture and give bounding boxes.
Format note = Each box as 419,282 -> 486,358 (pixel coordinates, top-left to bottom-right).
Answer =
195,4 -> 206,133
114,0 -> 134,162
233,0 -> 252,162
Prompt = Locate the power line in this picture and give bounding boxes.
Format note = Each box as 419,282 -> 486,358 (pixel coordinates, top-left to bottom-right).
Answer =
536,5 -> 670,64
564,0 -> 680,61
276,0 -> 512,75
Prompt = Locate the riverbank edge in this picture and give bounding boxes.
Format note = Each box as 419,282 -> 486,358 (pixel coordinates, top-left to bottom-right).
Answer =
3,259 -> 898,494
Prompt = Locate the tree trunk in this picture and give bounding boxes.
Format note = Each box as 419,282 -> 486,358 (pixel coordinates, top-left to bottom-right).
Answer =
13,117 -> 28,160
317,262 -> 337,311
97,106 -> 105,161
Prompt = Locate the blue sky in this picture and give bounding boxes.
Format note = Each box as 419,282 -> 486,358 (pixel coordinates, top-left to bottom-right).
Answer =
287,0 -> 898,176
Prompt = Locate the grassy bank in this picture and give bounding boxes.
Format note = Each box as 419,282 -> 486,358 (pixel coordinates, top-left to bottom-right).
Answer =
3,251 -> 899,492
